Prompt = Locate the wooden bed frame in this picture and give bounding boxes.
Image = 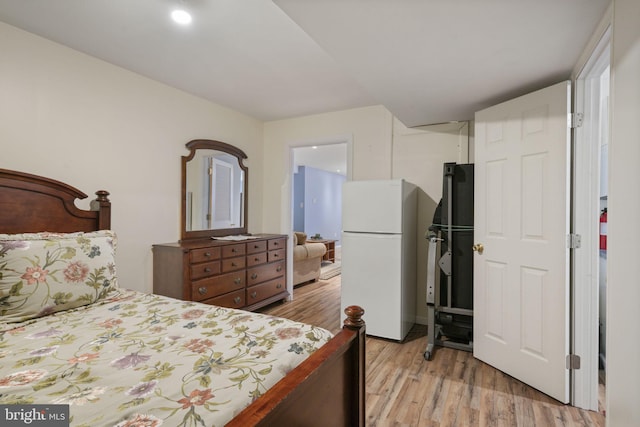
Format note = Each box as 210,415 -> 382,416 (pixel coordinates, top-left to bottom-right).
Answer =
0,168 -> 366,427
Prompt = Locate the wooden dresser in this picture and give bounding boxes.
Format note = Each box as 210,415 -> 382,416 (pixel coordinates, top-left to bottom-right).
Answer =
152,234 -> 288,311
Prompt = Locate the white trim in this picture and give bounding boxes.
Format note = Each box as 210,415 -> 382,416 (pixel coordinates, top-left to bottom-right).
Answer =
285,135 -> 353,300
572,25 -> 611,411
288,134 -> 354,181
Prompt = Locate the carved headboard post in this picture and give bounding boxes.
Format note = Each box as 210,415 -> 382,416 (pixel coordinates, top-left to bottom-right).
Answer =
90,190 -> 112,230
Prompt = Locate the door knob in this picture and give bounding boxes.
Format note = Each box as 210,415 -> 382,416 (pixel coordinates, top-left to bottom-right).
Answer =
472,243 -> 484,254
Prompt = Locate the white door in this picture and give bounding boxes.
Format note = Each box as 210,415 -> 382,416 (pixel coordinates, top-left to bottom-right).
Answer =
473,81 -> 571,403
211,158 -> 234,229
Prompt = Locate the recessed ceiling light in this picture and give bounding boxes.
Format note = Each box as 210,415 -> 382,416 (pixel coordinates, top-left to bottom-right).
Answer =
171,9 -> 192,25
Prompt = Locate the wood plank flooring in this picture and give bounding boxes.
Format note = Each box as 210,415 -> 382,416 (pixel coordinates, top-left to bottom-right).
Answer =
259,276 -> 605,427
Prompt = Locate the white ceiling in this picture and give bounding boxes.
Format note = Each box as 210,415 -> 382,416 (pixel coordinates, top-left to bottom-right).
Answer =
276,0 -> 610,126
294,144 -> 347,176
0,0 -> 610,127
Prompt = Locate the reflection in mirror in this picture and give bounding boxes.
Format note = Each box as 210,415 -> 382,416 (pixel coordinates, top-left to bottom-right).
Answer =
186,151 -> 244,231
181,140 -> 248,240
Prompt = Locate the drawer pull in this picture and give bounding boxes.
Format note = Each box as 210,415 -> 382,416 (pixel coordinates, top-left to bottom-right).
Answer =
233,296 -> 241,304
204,267 -> 211,273
232,248 -> 237,253
231,262 -> 237,267
198,287 -> 207,295
273,241 -> 279,246
204,252 -> 211,257
251,291 -> 257,299
234,278 -> 241,285
254,257 -> 260,262
273,253 -> 279,258
276,266 -> 282,272
251,273 -> 258,280
254,244 -> 260,249
276,283 -> 282,289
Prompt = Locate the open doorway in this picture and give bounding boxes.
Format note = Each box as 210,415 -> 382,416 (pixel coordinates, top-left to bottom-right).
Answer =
572,26 -> 610,413
290,142 -> 348,290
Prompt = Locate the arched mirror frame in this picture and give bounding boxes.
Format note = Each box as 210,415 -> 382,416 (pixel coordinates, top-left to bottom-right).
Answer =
181,139 -> 248,241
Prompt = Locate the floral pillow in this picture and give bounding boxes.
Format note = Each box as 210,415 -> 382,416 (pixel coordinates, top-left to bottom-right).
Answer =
0,230 -> 118,323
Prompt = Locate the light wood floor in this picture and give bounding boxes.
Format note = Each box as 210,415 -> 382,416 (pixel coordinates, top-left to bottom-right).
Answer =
260,276 -> 606,427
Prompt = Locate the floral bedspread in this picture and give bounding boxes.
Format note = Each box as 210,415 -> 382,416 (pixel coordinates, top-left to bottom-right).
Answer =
0,290 -> 333,426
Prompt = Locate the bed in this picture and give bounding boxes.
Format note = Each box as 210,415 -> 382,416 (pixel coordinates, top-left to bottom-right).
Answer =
0,168 -> 365,427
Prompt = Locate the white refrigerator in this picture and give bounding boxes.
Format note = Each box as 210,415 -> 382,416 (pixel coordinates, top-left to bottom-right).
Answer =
340,179 -> 417,341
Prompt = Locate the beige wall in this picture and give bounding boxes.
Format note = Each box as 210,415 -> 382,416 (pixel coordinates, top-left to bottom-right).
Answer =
0,22 -> 265,293
392,119 -> 469,323
607,0 -> 640,424
263,104 -> 394,203
264,109 -> 469,320
263,105 -> 393,298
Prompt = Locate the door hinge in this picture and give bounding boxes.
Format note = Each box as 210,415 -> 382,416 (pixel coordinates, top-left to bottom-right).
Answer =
569,112 -> 584,128
566,354 -> 581,370
567,233 -> 581,249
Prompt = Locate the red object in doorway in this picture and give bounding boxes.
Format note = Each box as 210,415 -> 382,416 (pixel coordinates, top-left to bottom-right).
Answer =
600,208 -> 607,250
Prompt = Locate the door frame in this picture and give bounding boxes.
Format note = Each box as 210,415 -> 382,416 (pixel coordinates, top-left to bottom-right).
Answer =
571,24 -> 611,411
210,156 -> 235,229
285,134 -> 353,300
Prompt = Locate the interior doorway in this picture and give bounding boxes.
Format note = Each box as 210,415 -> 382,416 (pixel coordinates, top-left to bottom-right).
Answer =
292,143 -> 348,240
572,26 -> 610,412
289,139 -> 350,294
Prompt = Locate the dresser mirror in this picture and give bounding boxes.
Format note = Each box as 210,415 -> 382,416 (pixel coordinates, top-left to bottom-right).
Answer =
181,139 -> 248,240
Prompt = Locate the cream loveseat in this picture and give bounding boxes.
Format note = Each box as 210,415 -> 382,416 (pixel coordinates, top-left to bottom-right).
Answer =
292,232 -> 327,286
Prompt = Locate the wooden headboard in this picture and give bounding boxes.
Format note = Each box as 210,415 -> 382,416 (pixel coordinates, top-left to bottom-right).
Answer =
0,169 -> 111,234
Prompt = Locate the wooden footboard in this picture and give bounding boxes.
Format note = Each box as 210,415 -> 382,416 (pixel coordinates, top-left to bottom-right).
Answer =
227,305 -> 366,427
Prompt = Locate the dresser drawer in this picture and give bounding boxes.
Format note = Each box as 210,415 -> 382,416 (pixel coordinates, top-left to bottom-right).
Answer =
203,289 -> 245,309
247,252 -> 267,267
191,271 -> 245,301
246,277 -> 286,304
190,247 -> 221,264
247,260 -> 285,286
222,243 -> 246,258
246,240 -> 267,254
221,256 -> 246,272
154,235 -> 288,312
190,261 -> 221,280
268,249 -> 285,263
268,238 -> 286,251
